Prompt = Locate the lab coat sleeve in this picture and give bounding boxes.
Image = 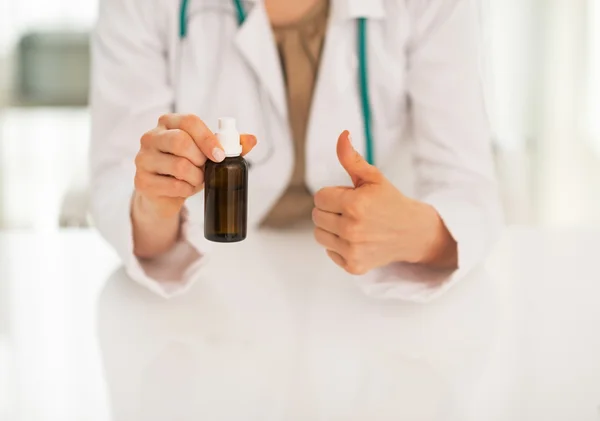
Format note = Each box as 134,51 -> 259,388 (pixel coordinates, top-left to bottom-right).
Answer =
355,0 -> 503,303
90,0 -> 210,297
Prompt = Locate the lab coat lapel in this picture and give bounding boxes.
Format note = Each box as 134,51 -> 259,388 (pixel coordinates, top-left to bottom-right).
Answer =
234,2 -> 288,120
305,0 -> 385,191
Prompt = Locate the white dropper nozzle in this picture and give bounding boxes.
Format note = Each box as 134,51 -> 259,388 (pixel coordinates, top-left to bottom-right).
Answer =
217,117 -> 242,157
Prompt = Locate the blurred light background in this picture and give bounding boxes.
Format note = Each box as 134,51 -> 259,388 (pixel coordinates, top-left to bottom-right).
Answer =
0,0 -> 96,231
0,0 -> 599,420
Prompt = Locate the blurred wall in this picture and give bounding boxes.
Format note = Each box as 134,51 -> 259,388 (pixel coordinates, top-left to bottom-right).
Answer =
489,0 -> 600,227
0,0 -> 96,106
487,0 -> 543,224
536,0 -> 600,227
587,0 -> 600,147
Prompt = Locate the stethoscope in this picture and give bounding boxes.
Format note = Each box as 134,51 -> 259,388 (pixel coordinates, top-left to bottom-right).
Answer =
178,0 -> 375,165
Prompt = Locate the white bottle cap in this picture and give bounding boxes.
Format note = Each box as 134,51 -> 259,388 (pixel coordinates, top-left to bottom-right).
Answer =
217,117 -> 242,157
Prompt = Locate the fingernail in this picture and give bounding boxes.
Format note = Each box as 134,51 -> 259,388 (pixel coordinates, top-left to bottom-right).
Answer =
212,147 -> 225,162
347,132 -> 353,145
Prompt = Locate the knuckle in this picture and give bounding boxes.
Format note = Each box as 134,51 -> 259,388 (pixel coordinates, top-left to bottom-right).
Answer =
346,262 -> 367,276
311,207 -> 319,222
345,196 -> 367,218
182,183 -> 194,197
169,178 -> 182,193
180,114 -> 199,131
345,244 -> 362,264
313,187 -> 330,208
169,130 -> 188,154
340,222 -> 360,242
313,227 -> 321,242
313,189 -> 327,207
135,150 -> 153,171
173,157 -> 190,178
314,188 -> 325,201
196,169 -> 205,186
313,227 -> 326,245
140,131 -> 154,148
134,172 -> 147,191
134,151 -> 143,168
192,167 -> 203,185
157,113 -> 173,127
172,179 -> 193,197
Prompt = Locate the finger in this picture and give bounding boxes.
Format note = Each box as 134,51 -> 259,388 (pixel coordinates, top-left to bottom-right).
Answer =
135,172 -> 196,198
154,129 -> 207,167
312,207 -> 342,236
314,187 -> 352,214
140,152 -> 203,187
314,227 -> 346,255
336,130 -> 383,187
326,249 -> 347,270
240,134 -> 258,157
158,114 -> 225,162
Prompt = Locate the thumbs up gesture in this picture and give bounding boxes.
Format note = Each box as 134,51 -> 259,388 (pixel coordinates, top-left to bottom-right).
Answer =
312,131 -> 458,275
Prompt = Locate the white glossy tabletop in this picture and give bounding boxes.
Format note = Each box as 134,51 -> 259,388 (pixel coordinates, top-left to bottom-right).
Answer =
1,228 -> 599,420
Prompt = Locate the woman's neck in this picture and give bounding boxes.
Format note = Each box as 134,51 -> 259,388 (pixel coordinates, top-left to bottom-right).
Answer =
265,0 -> 323,26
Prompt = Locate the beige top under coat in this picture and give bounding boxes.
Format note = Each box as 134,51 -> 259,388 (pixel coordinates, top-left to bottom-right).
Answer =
261,0 -> 330,228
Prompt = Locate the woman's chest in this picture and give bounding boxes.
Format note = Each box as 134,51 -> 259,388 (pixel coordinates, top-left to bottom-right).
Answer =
173,1 -> 413,190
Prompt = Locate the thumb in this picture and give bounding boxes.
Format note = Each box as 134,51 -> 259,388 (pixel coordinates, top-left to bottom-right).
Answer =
336,130 -> 382,187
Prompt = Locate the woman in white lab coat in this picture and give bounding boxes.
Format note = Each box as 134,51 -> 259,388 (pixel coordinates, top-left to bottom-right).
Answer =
90,0 -> 502,302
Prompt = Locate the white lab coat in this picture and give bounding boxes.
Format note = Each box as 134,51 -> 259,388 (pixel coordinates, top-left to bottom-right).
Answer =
90,0 -> 502,302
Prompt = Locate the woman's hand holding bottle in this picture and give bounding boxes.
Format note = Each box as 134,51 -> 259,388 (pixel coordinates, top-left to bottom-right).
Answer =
132,113 -> 256,258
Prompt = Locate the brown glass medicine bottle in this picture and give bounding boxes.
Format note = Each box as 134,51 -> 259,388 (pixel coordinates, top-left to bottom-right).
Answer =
204,118 -> 248,243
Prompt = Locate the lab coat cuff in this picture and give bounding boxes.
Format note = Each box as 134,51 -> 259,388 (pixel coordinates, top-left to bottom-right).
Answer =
123,203 -> 213,299
352,197 -> 488,303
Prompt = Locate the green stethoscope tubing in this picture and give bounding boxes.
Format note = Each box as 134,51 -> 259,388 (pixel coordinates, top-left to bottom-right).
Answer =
179,0 -> 375,165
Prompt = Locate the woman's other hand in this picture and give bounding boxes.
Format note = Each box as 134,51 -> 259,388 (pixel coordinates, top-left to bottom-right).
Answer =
312,131 -> 457,275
